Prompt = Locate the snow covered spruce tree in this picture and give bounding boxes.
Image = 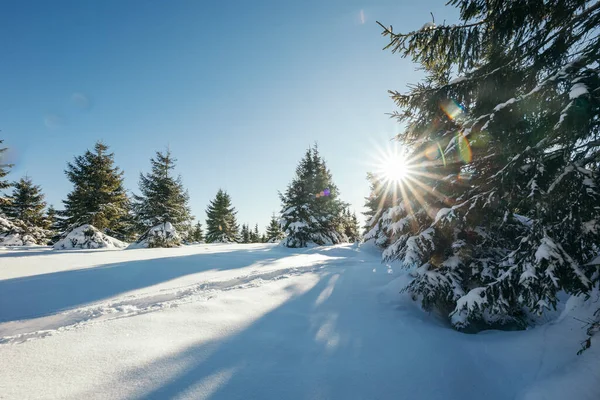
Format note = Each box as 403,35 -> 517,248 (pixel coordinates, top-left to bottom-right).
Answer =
279,145 -> 348,247
190,221 -> 204,243
45,204 -> 63,242
363,172 -> 396,247
369,0 -> 600,330
251,224 -> 261,243
342,208 -> 360,242
266,214 -> 284,243
61,141 -> 131,238
2,176 -> 48,228
241,223 -> 251,243
0,176 -> 52,245
132,149 -> 192,247
205,189 -> 239,243
0,139 -> 12,206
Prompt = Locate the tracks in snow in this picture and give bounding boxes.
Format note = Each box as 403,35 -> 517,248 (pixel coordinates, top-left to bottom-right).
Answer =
0,263 -> 328,345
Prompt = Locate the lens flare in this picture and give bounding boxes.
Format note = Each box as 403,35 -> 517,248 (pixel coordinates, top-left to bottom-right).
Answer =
456,132 -> 472,163
315,188 -> 331,198
425,142 -> 447,167
440,99 -> 466,122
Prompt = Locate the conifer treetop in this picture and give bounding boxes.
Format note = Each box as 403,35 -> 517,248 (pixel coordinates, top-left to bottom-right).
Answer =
62,141 -> 130,233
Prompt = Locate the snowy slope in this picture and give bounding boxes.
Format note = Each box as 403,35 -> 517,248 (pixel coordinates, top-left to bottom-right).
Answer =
0,244 -> 598,399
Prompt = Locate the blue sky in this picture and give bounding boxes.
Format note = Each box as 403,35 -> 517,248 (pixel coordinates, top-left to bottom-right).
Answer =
0,0 -> 457,231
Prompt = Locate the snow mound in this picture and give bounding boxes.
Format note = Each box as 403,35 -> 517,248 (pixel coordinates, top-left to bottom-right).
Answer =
0,215 -> 50,246
128,222 -> 181,249
53,224 -> 127,250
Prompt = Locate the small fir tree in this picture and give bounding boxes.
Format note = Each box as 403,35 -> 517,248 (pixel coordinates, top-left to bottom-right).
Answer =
2,176 -> 47,228
0,139 -> 13,206
205,189 -> 239,243
61,141 -> 130,235
133,149 -> 192,235
279,145 -> 348,247
266,214 -> 284,243
252,224 -> 261,243
190,221 -> 205,242
342,209 -> 360,242
241,224 -> 251,243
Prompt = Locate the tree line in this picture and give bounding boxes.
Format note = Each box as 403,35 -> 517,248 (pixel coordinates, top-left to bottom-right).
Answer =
0,140 -> 359,248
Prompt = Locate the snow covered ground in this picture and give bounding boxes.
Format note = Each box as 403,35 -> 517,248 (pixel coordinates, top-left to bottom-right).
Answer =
0,244 -> 598,399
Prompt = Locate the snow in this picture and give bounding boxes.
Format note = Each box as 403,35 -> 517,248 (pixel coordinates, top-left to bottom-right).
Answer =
53,224 -> 127,250
0,215 -> 49,246
128,222 -> 180,249
535,236 -> 562,264
449,76 -> 467,85
434,207 -> 453,223
420,21 -> 436,30
513,213 -> 533,227
569,82 -> 588,99
493,97 -> 516,112
1,244 -> 599,399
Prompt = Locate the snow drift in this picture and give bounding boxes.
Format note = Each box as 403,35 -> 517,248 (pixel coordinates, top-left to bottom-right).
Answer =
128,222 -> 181,249
1,244 -> 598,399
53,224 -> 127,250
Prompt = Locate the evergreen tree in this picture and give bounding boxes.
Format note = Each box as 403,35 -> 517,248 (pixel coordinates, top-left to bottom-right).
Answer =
62,141 -> 130,236
266,214 -> 284,243
205,189 -> 239,243
45,205 -> 58,230
279,145 -> 348,247
133,149 -> 192,235
2,176 -> 47,228
241,223 -> 251,243
362,172 -> 396,247
252,224 -> 261,243
190,221 -> 205,242
0,139 -> 12,206
342,209 -> 360,242
45,204 -> 63,243
369,0 -> 600,330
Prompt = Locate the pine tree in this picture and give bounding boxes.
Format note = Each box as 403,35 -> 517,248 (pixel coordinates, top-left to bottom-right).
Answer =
133,149 -> 192,235
369,1 -> 600,330
252,224 -> 261,243
279,145 -> 348,247
190,221 -> 205,242
241,223 -> 251,243
362,172 -> 396,247
2,176 -> 47,228
205,189 -> 239,243
342,209 -> 360,242
45,205 -> 58,230
0,139 -> 12,206
62,141 -> 131,236
266,214 -> 284,243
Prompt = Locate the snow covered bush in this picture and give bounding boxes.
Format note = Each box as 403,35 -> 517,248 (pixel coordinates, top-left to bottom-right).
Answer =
0,215 -> 51,246
53,224 -> 127,250
128,222 -> 181,249
366,1 -> 600,331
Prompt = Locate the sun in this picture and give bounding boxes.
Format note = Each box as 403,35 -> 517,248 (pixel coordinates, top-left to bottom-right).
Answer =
377,151 -> 410,184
